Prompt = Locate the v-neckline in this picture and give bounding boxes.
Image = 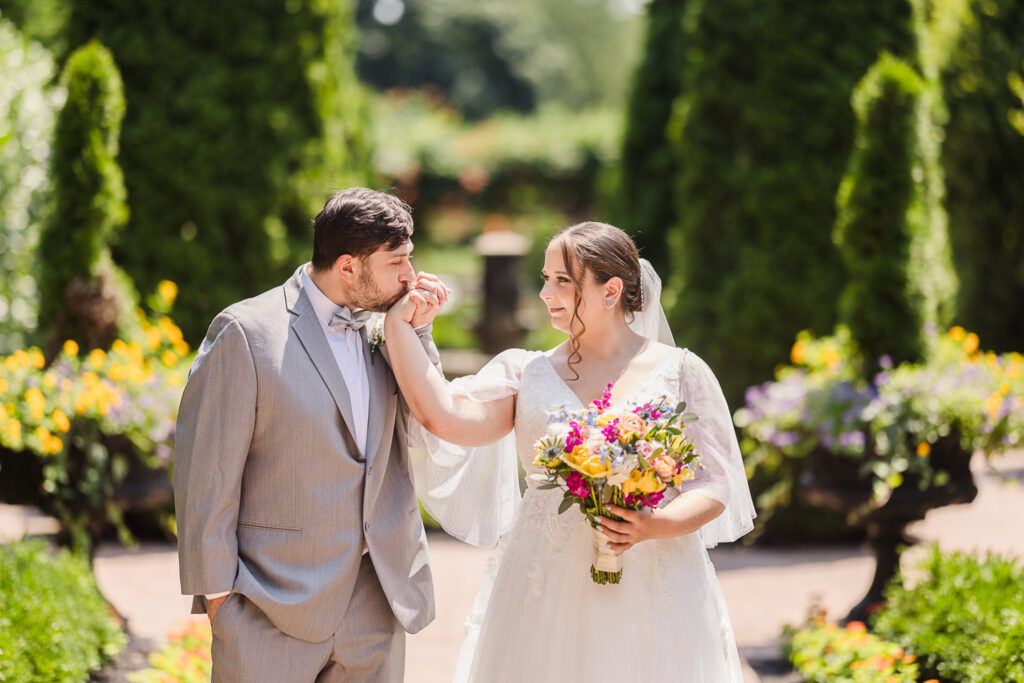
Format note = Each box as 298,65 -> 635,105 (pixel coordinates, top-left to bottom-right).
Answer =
539,347 -> 681,410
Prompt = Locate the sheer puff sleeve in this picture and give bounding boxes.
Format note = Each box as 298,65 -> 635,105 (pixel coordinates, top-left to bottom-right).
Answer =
409,348 -> 533,548
676,350 -> 757,548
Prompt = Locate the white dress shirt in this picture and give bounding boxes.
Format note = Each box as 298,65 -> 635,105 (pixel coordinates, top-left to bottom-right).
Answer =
205,269 -> 372,603
300,267 -> 370,455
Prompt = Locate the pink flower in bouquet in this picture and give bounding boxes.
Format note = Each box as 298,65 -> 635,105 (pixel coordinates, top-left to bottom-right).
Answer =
586,433 -> 609,455
566,471 -> 589,498
601,418 -> 620,442
652,453 -> 676,480
617,413 -> 647,440
635,440 -> 655,459
565,421 -> 588,452
591,383 -> 613,411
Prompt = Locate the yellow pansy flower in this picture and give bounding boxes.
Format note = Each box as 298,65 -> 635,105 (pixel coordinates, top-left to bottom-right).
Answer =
985,393 -> 1003,418
111,339 -> 129,356
29,350 -> 45,370
52,410 -> 70,433
0,378 -> 7,394
82,372 -> 99,388
172,339 -> 190,356
145,327 -> 162,350
7,419 -> 21,442
63,339 -> 79,357
916,442 -> 931,457
790,339 -> 807,365
963,332 -> 980,354
0,404 -> 7,422
43,372 -> 57,389
157,280 -> 179,305
948,325 -> 966,341
35,425 -> 51,443
88,348 -> 106,370
109,363 -> 126,382
46,435 -> 63,454
161,350 -> 179,367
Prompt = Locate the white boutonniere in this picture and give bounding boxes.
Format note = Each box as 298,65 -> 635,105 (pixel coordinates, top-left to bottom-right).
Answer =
368,318 -> 385,364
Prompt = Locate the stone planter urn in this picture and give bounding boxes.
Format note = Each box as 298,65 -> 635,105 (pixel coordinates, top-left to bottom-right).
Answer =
799,433 -> 977,622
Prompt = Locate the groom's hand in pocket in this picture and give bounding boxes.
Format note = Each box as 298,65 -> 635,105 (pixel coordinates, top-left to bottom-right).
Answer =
206,594 -> 228,624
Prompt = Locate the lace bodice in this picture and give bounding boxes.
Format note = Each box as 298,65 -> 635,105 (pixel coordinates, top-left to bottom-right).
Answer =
411,346 -> 755,549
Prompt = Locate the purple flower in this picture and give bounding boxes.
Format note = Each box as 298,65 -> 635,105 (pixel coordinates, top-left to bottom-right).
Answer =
879,355 -> 893,369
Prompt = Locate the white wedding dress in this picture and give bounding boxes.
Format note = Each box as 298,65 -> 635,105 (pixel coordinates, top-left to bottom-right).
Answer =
412,345 -> 754,682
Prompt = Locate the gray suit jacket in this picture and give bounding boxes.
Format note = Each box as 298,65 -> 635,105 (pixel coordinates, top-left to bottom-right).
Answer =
174,265 -> 437,643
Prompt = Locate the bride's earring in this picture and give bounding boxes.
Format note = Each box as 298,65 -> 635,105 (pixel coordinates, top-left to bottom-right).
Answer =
605,298 -> 617,308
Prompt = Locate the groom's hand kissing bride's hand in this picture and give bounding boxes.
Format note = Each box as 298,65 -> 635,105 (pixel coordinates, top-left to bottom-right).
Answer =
390,272 -> 451,328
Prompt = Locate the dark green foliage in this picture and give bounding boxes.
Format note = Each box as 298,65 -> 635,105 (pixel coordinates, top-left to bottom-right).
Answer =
668,0 -> 916,406
835,54 -> 929,372
939,0 -> 1024,351
65,0 -> 371,343
0,0 -> 69,54
37,40 -> 134,353
615,0 -> 688,276
874,545 -> 1024,682
0,539 -> 126,681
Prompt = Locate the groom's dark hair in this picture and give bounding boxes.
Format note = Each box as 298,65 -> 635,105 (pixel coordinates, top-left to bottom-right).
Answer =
311,188 -> 413,271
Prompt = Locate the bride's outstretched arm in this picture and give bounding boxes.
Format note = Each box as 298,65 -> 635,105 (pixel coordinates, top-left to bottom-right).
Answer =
383,292 -> 515,447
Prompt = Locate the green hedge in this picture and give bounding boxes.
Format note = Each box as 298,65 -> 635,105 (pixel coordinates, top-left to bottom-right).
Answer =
37,40 -> 135,354
939,0 -> 1024,352
873,546 -> 1024,682
614,0 -> 690,277
667,0 -> 916,407
0,539 -> 126,681
835,53 -> 956,374
64,0 -> 371,344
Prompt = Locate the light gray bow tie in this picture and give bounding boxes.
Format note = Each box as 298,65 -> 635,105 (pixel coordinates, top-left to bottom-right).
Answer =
328,307 -> 372,332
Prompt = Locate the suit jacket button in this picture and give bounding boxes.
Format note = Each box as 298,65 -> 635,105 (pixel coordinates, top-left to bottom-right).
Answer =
363,522 -> 370,532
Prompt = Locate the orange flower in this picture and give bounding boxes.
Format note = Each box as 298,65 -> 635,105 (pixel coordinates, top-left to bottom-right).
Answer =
916,442 -> 931,457
846,621 -> 867,633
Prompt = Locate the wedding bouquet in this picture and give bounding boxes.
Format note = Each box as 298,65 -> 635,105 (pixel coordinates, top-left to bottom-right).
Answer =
531,385 -> 703,584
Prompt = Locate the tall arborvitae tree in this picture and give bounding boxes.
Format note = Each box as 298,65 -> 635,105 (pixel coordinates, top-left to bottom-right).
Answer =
614,0 -> 689,277
37,40 -> 135,355
836,53 -> 956,376
939,0 -> 1024,351
64,0 -> 371,342
668,0 -> 917,406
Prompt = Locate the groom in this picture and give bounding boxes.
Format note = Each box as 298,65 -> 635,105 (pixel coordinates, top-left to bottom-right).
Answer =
174,188 -> 446,682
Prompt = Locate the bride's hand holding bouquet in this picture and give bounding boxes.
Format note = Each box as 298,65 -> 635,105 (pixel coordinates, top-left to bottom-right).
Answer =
531,384 -> 704,584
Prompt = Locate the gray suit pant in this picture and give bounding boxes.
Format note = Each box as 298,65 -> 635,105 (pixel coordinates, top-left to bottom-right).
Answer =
211,556 -> 403,683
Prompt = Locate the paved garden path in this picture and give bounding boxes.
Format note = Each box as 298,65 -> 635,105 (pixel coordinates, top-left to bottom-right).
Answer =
2,450 -> 1021,682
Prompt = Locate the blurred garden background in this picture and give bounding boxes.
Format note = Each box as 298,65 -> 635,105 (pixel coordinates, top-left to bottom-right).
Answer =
1,0 -> 1022,680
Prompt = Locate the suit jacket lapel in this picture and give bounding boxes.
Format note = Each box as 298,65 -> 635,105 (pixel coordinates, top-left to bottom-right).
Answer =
361,319 -> 395,468
286,267 -> 361,458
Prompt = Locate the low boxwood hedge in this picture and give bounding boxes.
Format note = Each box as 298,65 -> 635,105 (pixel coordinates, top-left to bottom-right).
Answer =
0,539 -> 126,682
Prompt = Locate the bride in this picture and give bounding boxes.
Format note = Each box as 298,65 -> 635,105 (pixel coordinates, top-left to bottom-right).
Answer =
384,221 -> 756,682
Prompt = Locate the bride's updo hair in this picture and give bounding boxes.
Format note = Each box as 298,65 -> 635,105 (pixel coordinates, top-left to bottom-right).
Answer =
551,221 -> 643,379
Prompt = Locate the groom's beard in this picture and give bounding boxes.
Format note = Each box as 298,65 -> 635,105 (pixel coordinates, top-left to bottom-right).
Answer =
352,269 -> 407,312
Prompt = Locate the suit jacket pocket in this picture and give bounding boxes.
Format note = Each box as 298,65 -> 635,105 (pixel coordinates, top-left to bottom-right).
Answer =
237,520 -> 303,532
